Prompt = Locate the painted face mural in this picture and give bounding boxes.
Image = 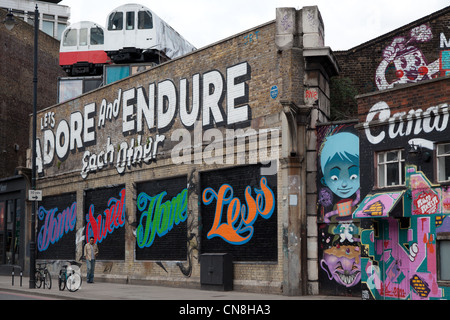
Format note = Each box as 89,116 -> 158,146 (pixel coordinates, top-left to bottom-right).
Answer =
320,243 -> 361,287
319,129 -> 360,223
375,24 -> 442,90
317,125 -> 362,295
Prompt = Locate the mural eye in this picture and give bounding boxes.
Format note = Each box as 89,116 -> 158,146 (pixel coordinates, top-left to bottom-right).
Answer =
350,174 -> 358,180
331,175 -> 338,181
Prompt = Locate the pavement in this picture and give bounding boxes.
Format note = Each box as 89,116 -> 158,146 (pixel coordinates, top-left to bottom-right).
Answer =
0,274 -> 361,301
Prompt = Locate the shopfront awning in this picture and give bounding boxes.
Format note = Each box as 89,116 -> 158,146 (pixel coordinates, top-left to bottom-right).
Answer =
353,191 -> 405,219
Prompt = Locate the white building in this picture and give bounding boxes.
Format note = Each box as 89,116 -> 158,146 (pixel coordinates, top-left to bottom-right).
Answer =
1,0 -> 70,40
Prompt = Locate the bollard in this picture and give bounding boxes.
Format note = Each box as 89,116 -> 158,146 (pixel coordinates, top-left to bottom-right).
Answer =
11,268 -> 14,286
20,271 -> 22,287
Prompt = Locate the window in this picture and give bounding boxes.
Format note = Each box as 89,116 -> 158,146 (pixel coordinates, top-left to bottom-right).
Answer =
108,12 -> 123,30
57,23 -> 66,41
63,28 -> 77,46
42,20 -> 54,37
79,28 -> 88,46
377,150 -> 405,187
90,27 -> 104,45
138,10 -> 153,29
437,143 -> 450,182
438,237 -> 450,282
126,11 -> 135,30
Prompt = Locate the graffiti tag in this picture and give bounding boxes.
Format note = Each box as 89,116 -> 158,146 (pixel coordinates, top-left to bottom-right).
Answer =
37,202 -> 77,252
202,177 -> 275,245
85,188 -> 126,243
136,188 -> 188,248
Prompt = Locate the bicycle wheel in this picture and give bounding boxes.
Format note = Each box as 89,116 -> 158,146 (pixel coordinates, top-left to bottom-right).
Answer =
35,271 -> 42,289
44,269 -> 52,289
58,271 -> 66,291
66,273 -> 82,292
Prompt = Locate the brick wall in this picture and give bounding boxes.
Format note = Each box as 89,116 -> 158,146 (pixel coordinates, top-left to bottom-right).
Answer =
332,6 -> 450,120
33,19 -> 290,293
0,8 -> 66,178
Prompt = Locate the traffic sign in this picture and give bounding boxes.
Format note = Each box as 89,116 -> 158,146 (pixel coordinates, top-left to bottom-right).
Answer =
29,190 -> 42,201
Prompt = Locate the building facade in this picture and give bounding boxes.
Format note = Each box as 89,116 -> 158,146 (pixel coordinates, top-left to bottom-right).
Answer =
355,76 -> 450,300
1,0 -> 70,40
315,5 -> 450,298
0,7 -> 66,273
26,7 -> 338,295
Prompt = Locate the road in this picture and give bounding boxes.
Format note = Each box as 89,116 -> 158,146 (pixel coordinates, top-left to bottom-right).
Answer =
0,290 -> 61,300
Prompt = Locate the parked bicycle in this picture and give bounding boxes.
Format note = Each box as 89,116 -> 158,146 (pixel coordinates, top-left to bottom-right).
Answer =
58,261 -> 82,292
35,262 -> 52,289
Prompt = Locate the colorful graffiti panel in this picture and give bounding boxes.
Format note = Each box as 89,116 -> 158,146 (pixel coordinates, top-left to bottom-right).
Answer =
361,216 -> 450,300
317,124 -> 362,296
317,124 -> 360,223
319,222 -> 362,295
375,24 -> 448,90
353,191 -> 404,219
135,176 -> 188,261
84,185 -> 126,260
200,165 -> 277,262
37,193 -> 77,260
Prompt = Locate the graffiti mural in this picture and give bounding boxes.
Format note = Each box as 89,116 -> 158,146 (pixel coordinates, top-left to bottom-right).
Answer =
353,191 -> 404,218
360,167 -> 450,300
135,176 -> 188,261
200,165 -> 277,262
37,193 -> 77,260
375,24 -> 450,90
317,123 -> 361,296
84,185 -> 126,260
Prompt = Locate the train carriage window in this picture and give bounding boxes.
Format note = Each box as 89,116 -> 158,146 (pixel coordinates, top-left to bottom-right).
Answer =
126,12 -> 135,30
79,28 -> 88,46
138,11 -> 153,29
91,27 -> 104,45
63,28 -> 77,46
108,12 -> 123,30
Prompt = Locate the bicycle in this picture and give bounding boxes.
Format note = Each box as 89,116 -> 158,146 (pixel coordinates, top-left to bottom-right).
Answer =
35,262 -> 52,289
58,261 -> 82,292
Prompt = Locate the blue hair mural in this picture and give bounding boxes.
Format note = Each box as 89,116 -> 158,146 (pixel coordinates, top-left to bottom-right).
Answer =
319,131 -> 360,222
317,125 -> 362,294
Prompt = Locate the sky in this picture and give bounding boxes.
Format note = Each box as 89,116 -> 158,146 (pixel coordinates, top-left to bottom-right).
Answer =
58,0 -> 450,50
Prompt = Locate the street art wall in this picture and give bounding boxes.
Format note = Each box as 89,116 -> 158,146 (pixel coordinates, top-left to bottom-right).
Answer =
84,185 -> 126,260
200,165 -> 277,262
37,193 -> 77,260
359,167 -> 450,300
332,7 -> 450,120
316,123 -> 361,296
135,176 -> 188,261
356,76 -> 450,299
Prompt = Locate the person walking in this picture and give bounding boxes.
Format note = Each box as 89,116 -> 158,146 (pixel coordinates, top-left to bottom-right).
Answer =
84,237 -> 98,283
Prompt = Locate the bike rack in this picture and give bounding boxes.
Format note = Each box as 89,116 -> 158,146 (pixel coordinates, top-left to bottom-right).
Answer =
11,265 -> 23,287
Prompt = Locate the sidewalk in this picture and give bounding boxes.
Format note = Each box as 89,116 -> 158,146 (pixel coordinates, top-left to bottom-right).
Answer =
0,275 -> 360,300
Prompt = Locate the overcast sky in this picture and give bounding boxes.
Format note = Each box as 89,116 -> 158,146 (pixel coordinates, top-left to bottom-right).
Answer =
59,0 -> 449,50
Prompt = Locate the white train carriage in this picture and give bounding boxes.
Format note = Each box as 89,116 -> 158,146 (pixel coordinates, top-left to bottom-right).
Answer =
105,3 -> 196,63
59,21 -> 111,76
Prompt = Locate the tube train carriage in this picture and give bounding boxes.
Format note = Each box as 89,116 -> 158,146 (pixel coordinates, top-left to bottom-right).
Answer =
59,3 -> 196,76
60,21 -> 110,76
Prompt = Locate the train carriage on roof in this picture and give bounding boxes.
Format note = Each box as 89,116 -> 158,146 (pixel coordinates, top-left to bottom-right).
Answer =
104,3 -> 196,64
59,3 -> 196,77
59,21 -> 110,76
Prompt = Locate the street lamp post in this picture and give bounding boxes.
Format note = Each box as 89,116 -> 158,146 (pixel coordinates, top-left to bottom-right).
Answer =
3,5 -> 39,289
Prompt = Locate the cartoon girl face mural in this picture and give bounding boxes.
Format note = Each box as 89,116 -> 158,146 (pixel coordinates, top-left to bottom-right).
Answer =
319,132 -> 360,222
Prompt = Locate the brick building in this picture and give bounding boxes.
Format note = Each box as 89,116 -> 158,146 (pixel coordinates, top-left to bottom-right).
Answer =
315,5 -> 450,299
25,6 -> 338,296
355,76 -> 450,300
331,5 -> 450,120
0,7 -> 66,271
